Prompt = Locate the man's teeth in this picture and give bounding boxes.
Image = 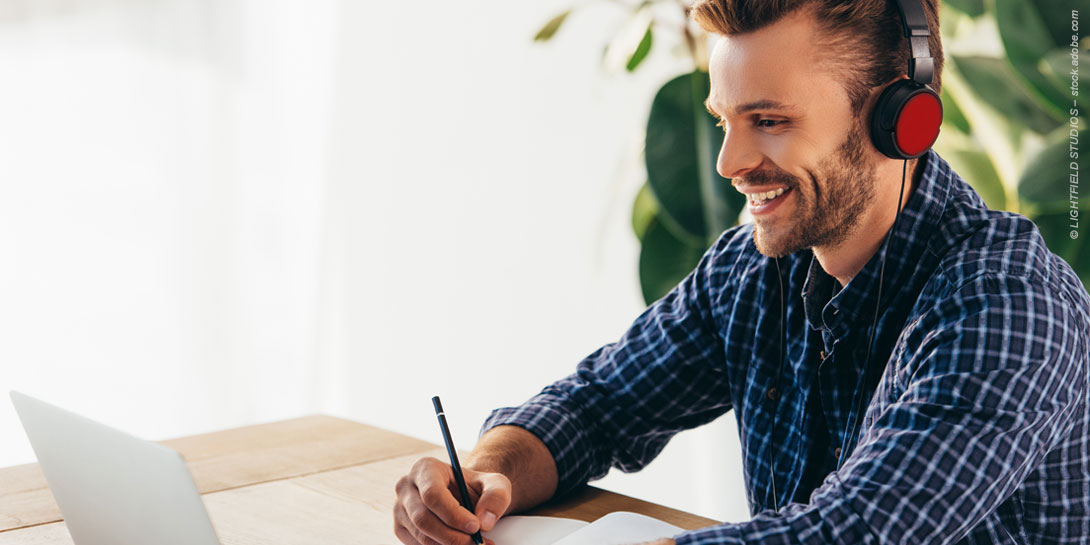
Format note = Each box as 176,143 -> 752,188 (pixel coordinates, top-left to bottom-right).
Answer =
748,187 -> 787,205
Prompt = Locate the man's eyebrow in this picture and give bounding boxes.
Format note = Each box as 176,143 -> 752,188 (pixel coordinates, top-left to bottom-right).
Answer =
704,98 -> 799,118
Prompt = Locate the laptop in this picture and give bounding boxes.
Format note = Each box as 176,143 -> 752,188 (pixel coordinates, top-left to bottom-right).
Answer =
9,391 -> 221,545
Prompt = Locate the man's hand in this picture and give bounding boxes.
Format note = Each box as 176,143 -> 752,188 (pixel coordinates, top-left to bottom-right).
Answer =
393,456 -> 512,545
631,539 -> 675,545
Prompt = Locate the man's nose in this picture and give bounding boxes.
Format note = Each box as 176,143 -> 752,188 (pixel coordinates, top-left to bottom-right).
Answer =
716,126 -> 762,180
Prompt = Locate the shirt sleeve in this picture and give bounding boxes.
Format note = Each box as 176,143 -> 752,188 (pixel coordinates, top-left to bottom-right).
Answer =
674,272 -> 1088,545
479,228 -> 741,497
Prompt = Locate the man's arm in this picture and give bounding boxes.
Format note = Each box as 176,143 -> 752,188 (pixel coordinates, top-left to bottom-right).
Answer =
478,227 -> 742,500
672,272 -> 1088,544
462,424 -> 558,516
394,227 -> 745,545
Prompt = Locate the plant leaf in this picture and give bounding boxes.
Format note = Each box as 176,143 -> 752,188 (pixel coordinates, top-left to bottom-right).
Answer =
638,216 -> 707,304
995,0 -> 1076,121
951,55 -> 1060,134
940,86 -> 972,135
1017,121 -> 1085,205
944,0 -> 986,16
1030,0 -> 1090,50
534,10 -> 571,42
632,182 -> 659,240
626,25 -> 653,72
939,146 -> 1008,209
1040,47 -> 1090,114
645,72 -> 743,242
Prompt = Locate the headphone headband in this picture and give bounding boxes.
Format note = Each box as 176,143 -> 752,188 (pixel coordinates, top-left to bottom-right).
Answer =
893,0 -> 934,85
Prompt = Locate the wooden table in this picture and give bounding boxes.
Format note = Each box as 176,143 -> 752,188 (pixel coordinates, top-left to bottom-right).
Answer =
0,416 -> 720,544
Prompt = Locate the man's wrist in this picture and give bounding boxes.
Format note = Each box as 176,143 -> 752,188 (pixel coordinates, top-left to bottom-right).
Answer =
464,425 -> 559,514
464,428 -> 525,476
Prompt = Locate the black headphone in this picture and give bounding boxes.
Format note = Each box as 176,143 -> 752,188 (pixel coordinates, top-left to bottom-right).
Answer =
766,0 -> 941,516
870,0 -> 943,159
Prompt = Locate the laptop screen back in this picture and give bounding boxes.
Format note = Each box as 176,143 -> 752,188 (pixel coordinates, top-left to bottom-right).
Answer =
10,391 -> 220,545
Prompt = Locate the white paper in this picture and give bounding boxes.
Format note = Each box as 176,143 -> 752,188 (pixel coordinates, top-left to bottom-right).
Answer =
481,515 -> 588,545
480,512 -> 683,545
550,512 -> 684,545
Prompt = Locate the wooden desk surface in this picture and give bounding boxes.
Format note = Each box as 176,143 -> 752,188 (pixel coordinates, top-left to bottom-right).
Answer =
0,415 -> 720,544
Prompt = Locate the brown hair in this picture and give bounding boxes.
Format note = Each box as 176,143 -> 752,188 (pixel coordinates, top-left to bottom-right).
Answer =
689,0 -> 944,119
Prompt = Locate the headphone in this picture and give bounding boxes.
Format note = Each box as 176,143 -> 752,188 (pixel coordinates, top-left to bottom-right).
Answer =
766,0 -> 942,515
870,0 -> 943,159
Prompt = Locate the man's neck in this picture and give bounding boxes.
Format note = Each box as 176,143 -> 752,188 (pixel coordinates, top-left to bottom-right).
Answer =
812,157 -> 922,288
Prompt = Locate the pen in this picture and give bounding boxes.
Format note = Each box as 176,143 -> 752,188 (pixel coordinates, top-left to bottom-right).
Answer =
431,396 -> 484,545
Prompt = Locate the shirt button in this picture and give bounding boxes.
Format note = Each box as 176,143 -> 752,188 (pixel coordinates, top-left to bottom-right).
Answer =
834,446 -> 842,458
766,387 -> 779,401
819,350 -> 826,360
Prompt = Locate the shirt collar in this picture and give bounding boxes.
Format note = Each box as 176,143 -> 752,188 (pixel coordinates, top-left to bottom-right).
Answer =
802,148 -> 952,334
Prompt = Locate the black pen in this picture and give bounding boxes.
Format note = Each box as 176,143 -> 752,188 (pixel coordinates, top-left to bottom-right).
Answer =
431,396 -> 484,545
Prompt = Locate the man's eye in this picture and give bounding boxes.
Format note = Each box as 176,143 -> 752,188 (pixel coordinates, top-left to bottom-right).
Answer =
714,118 -> 786,130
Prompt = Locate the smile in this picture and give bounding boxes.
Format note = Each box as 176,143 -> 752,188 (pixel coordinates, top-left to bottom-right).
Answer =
743,187 -> 792,215
746,187 -> 787,206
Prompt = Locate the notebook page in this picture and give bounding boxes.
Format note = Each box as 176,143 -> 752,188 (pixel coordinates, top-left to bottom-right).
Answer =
481,515 -> 588,545
549,511 -> 684,545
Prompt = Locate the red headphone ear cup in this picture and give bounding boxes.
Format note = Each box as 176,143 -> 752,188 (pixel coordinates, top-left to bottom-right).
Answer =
894,91 -> 942,156
869,80 -> 943,159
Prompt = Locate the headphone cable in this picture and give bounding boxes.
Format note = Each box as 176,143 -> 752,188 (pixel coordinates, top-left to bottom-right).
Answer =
768,158 -> 909,513
837,158 -> 908,471
770,255 -> 786,510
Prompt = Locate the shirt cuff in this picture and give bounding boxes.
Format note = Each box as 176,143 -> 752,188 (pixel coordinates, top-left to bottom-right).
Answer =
479,395 -> 603,497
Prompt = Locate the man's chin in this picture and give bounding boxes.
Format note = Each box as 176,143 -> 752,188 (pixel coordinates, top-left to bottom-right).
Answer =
752,225 -> 804,258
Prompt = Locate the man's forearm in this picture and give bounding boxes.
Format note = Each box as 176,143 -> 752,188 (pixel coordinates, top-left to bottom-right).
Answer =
464,425 -> 559,515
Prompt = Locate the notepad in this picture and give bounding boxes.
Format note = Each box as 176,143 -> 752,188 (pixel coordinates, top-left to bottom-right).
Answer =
481,511 -> 684,545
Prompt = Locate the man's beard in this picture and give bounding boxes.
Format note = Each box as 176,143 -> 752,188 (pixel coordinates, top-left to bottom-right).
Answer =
749,120 -> 878,258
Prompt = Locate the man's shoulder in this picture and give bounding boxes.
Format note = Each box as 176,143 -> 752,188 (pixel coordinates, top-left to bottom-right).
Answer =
932,209 -> 1046,284
923,176 -> 1083,300
920,205 -> 1090,329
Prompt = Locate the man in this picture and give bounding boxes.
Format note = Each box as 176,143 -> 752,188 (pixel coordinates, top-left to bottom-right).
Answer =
394,1 -> 1090,544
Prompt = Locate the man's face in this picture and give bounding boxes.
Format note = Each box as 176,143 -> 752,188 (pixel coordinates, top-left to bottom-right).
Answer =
705,9 -> 880,257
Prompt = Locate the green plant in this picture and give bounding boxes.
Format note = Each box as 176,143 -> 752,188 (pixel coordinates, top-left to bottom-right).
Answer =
535,0 -> 1090,304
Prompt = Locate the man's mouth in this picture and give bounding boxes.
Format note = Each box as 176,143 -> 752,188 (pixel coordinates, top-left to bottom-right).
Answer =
741,186 -> 793,216
746,187 -> 788,206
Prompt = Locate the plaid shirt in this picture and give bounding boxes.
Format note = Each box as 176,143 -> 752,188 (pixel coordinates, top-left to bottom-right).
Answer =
480,149 -> 1090,544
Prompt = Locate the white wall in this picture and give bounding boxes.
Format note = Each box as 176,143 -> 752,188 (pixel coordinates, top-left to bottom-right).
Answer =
0,0 -> 749,524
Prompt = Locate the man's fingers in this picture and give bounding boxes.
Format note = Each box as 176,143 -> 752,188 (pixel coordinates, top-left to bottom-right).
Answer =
400,483 -> 477,545
393,525 -> 420,545
417,470 -> 480,534
471,472 -> 512,532
397,457 -> 509,542
393,504 -> 426,545
394,524 -> 428,545
395,501 -> 454,545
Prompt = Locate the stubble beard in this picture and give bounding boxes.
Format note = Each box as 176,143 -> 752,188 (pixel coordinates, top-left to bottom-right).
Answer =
751,119 -> 879,258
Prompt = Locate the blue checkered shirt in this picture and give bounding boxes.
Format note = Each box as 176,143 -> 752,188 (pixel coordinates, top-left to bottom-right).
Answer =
480,149 -> 1090,544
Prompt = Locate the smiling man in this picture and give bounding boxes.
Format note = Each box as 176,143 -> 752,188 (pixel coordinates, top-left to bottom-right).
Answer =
393,1 -> 1090,544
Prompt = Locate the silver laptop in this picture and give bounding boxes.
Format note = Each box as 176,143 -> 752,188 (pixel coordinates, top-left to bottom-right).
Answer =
10,391 -> 221,545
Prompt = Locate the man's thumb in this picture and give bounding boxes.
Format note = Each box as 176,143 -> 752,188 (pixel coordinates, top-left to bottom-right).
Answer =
473,473 -> 512,532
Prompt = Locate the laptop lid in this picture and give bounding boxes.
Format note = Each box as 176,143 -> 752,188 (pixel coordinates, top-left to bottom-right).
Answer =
9,391 -> 220,545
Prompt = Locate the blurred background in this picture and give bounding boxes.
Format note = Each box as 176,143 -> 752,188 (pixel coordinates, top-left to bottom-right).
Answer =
0,0 -> 1085,525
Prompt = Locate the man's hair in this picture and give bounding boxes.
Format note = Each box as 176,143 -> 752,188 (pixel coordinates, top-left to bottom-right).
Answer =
690,0 -> 944,119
